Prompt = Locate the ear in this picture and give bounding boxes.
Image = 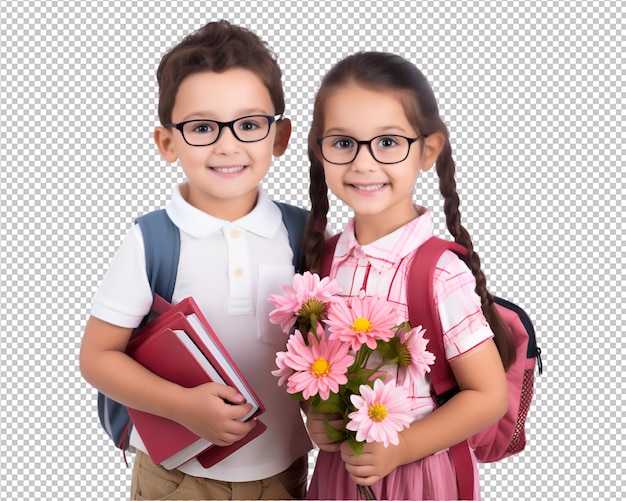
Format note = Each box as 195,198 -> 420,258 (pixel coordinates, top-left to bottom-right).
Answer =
272,118 -> 292,157
154,126 -> 179,163
419,132 -> 445,172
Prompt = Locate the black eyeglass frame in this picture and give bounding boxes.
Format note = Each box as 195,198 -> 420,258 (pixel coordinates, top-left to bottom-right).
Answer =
317,134 -> 426,165
164,114 -> 283,146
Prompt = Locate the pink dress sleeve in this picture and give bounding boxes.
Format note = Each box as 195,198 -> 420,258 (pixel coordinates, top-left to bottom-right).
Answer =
433,250 -> 494,361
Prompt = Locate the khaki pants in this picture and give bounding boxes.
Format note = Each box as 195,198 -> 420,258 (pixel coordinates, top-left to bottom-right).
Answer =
130,450 -> 308,500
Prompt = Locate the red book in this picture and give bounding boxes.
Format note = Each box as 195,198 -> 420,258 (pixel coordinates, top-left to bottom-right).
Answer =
125,295 -> 266,470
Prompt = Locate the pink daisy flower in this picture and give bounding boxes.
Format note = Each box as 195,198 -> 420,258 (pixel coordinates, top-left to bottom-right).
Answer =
268,271 -> 342,332
326,296 -> 399,351
397,325 -> 436,384
282,330 -> 354,401
346,379 -> 413,447
271,350 -> 295,387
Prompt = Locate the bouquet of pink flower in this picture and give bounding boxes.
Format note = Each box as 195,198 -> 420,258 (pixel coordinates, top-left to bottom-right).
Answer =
269,271 -> 436,496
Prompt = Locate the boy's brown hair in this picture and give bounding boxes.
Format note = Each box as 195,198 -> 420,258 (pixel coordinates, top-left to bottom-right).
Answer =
156,20 -> 285,125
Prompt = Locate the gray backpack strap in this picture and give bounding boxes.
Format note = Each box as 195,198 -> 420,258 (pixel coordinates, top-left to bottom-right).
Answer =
136,209 -> 181,303
273,201 -> 309,273
97,209 -> 181,451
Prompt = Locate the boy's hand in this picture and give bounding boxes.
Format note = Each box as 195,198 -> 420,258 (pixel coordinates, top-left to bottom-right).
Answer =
305,408 -> 343,452
176,382 -> 257,446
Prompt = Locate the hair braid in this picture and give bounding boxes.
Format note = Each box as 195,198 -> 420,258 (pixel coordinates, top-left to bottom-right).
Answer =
436,141 -> 490,305
437,141 -> 516,369
303,149 -> 329,274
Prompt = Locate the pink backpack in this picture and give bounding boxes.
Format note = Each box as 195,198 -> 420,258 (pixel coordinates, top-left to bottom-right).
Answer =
322,235 -> 542,499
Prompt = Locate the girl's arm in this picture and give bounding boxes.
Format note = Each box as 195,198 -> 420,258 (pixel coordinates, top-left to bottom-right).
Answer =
79,315 -> 257,446
340,339 -> 508,486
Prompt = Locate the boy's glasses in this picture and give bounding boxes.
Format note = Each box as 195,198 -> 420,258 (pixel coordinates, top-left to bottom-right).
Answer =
317,134 -> 424,165
165,114 -> 283,146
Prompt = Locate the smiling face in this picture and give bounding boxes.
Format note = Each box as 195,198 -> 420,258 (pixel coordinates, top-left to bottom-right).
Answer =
320,84 -> 441,243
154,68 -> 290,220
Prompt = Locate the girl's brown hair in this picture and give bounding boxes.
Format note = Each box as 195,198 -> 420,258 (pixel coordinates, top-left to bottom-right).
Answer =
156,20 -> 285,125
304,52 -> 516,370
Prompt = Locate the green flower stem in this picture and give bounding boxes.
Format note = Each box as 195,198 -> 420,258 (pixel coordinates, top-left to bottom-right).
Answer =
308,313 -> 320,342
352,345 -> 370,370
368,357 -> 399,375
357,484 -> 377,500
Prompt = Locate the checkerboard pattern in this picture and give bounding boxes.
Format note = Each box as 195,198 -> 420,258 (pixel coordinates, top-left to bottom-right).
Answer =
1,1 -> 623,499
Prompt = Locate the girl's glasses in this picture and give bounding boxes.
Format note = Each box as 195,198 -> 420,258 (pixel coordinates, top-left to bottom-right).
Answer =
317,134 -> 424,165
165,114 -> 283,146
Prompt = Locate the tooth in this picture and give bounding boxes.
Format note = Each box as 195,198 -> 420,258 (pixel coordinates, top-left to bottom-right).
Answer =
214,166 -> 244,173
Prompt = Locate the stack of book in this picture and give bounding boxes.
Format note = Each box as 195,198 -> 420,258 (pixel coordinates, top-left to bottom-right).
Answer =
125,295 -> 265,470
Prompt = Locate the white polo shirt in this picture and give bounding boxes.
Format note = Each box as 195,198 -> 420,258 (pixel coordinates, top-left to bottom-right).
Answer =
91,184 -> 312,481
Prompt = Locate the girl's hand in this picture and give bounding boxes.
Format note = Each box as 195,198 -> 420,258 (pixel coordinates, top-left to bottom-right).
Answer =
306,408 -> 343,452
339,439 -> 403,486
175,382 -> 257,446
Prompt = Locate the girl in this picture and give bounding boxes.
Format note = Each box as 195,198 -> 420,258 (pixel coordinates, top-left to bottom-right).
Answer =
302,52 -> 515,500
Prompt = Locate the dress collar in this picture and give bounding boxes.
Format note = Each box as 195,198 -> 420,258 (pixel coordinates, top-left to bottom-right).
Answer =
333,208 -> 434,273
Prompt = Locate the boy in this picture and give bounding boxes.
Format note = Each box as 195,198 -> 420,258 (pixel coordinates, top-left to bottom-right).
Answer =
80,20 -> 311,500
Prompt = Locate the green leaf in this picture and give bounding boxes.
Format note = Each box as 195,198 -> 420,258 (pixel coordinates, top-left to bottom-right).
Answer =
315,392 -> 345,414
345,374 -> 370,394
289,391 -> 305,402
323,417 -> 348,442
347,434 -> 365,456
394,320 -> 412,333
375,338 -> 398,359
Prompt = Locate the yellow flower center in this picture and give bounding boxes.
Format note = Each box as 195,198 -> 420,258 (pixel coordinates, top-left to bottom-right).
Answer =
311,358 -> 331,377
368,403 -> 388,422
352,317 -> 373,332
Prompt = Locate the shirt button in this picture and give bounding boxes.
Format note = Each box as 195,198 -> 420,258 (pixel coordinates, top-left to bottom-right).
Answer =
230,228 -> 241,239
358,257 -> 369,266
358,289 -> 366,299
233,268 -> 244,278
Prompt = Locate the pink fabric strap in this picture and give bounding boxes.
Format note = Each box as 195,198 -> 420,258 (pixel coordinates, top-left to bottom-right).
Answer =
314,219 -> 327,233
407,236 -> 474,500
320,234 -> 340,276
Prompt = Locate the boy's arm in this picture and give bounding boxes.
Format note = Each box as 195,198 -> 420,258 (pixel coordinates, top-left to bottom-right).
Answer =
80,316 -> 258,446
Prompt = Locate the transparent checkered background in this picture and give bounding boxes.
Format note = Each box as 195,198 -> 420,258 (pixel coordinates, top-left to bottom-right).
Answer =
1,1 -> 623,499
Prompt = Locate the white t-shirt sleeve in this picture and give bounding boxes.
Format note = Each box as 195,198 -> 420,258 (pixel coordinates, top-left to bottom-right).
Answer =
90,224 -> 153,328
